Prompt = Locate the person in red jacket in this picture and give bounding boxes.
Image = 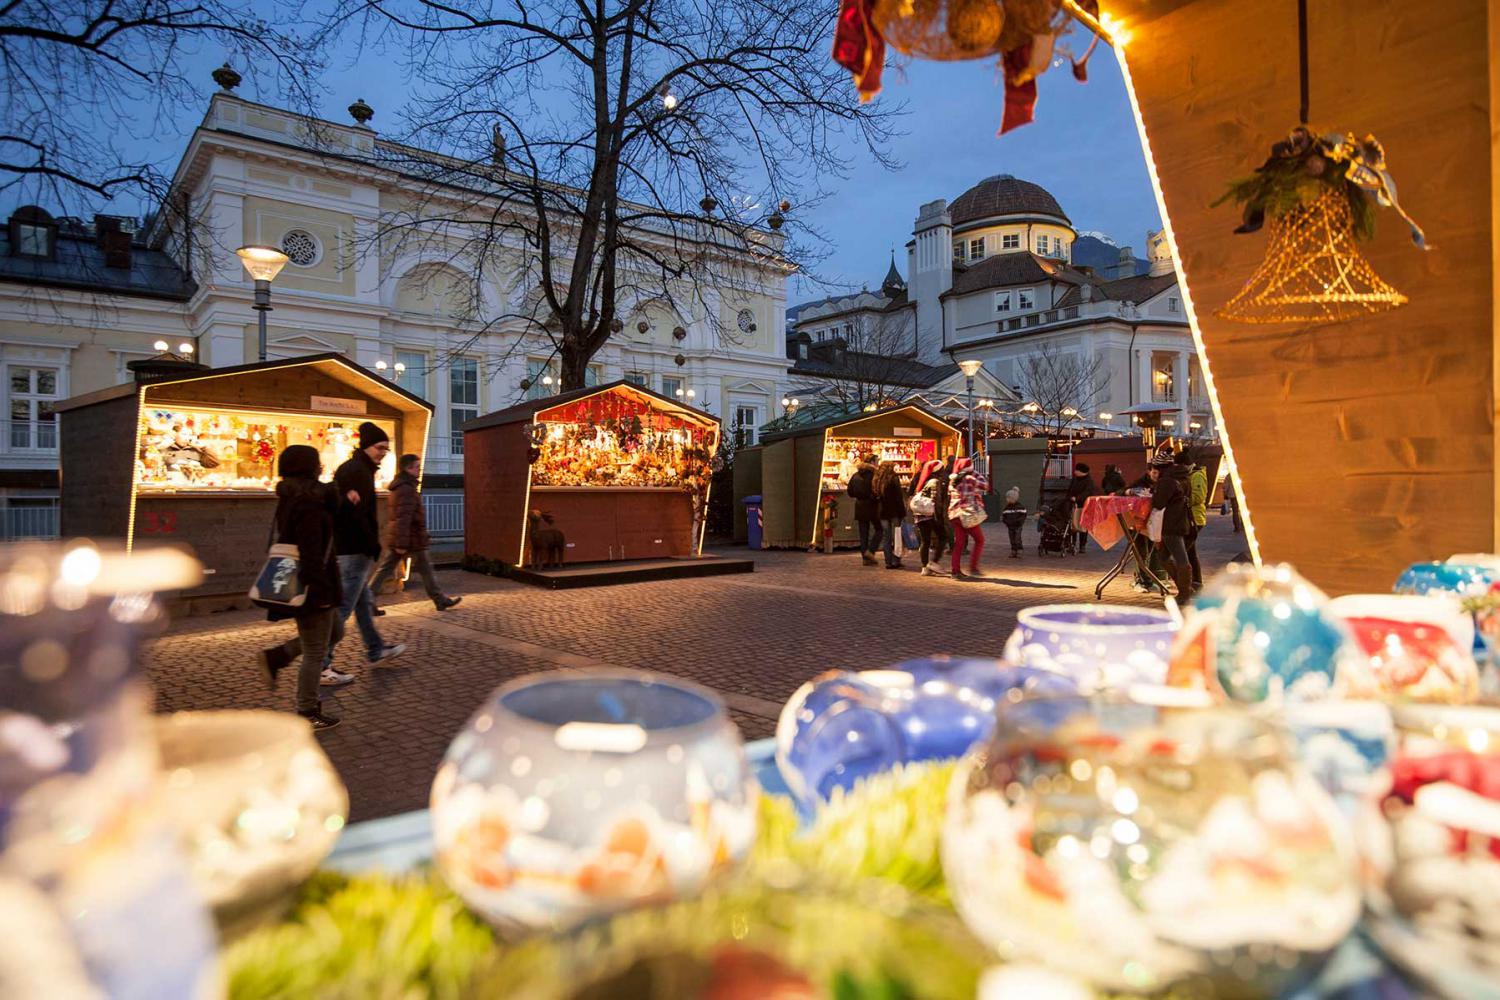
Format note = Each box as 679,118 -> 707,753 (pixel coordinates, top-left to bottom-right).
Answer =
369,453 -> 462,610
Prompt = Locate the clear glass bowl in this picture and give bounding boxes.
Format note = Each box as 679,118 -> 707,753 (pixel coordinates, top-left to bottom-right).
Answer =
154,710 -> 348,937
430,669 -> 756,933
942,693 -> 1360,996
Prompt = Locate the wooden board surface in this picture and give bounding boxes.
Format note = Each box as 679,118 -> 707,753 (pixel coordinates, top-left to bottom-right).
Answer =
1108,0 -> 1495,593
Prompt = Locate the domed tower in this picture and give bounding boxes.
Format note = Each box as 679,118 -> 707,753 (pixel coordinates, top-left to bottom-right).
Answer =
909,175 -> 1075,363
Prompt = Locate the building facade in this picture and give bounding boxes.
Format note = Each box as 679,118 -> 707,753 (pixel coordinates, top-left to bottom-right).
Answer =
790,174 -> 1211,441
0,92 -> 792,535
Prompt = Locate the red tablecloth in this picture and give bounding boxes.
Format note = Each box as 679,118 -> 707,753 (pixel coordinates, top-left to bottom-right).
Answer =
1079,494 -> 1151,550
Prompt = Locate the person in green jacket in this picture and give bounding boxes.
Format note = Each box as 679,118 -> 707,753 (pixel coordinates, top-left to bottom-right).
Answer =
1178,451 -> 1208,592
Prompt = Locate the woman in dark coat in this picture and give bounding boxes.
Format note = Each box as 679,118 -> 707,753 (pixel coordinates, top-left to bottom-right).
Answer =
873,460 -> 908,569
846,456 -> 880,566
257,444 -> 344,731
1149,451 -> 1194,606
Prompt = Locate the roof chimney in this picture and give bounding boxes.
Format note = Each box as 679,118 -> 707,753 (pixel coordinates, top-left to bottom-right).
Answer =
94,215 -> 133,269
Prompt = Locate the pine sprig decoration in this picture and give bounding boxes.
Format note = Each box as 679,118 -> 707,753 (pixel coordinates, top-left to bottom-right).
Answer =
1213,126 -> 1378,241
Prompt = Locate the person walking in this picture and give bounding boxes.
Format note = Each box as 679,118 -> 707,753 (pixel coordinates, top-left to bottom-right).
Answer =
256,446 -> 345,731
325,421 -> 404,682
873,460 -> 907,569
847,454 -> 879,566
1226,477 -> 1244,533
1149,450 -> 1193,606
1000,487 -> 1028,558
1100,463 -> 1126,495
909,459 -> 949,576
948,457 -> 988,579
1180,451 -> 1208,593
369,453 -> 462,611
1066,462 -> 1099,554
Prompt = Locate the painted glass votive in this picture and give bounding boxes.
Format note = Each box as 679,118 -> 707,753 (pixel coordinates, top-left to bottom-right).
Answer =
941,693 -> 1360,996
431,669 -> 756,933
1328,594 -> 1479,703
1394,560 -> 1498,600
1167,562 -> 1359,703
154,710 -> 349,936
1003,604 -> 1178,690
0,542 -> 218,999
775,658 -> 1075,816
1363,705 -> 1500,991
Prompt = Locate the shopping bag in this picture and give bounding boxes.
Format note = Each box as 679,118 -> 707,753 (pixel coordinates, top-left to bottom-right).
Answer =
892,524 -> 905,558
902,521 -> 920,551
1146,509 -> 1165,543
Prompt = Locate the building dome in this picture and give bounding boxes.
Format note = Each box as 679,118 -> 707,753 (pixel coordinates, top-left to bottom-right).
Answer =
948,175 -> 1070,227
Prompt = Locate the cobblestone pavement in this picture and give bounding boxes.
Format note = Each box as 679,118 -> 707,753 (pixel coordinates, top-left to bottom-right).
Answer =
143,515 -> 1248,822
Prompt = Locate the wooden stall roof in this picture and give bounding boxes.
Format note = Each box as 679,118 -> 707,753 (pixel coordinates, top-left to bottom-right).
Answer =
462,380 -> 720,433
53,353 -> 434,418
758,402 -> 957,445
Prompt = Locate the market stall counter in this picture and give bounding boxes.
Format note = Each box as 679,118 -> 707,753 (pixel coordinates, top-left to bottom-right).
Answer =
53,353 -> 432,610
754,403 -> 961,550
462,381 -> 751,586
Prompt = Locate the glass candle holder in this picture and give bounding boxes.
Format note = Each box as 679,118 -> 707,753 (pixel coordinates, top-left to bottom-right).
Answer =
1364,704 -> 1500,992
775,658 -> 1076,816
1328,594 -> 1479,703
154,710 -> 349,937
942,693 -> 1359,996
431,669 -> 755,933
1003,604 -> 1179,690
0,541 -> 218,999
1169,562 -> 1359,703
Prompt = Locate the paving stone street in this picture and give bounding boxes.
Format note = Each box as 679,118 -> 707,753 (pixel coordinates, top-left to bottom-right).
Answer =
143,516 -> 1247,823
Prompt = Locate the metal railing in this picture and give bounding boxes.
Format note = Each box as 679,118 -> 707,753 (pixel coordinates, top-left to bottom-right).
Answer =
423,493 -> 464,536
1,419 -> 58,453
2,504 -> 60,541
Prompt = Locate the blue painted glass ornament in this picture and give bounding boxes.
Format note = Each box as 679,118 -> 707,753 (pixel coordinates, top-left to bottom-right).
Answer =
1003,604 -> 1178,691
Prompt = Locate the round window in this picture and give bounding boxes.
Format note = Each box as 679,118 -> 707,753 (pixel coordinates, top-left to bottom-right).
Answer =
736,308 -> 756,333
281,229 -> 321,267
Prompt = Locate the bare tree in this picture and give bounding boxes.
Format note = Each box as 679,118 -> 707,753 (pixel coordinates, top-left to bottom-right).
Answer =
794,308 -> 921,410
1014,342 -> 1108,437
322,0 -> 899,390
0,1 -> 319,215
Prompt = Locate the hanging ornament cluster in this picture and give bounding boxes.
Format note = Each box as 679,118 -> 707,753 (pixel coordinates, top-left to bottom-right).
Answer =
1215,0 -> 1427,325
832,0 -> 1100,134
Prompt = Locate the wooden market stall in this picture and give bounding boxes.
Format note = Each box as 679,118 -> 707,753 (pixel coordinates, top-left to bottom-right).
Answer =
462,382 -> 736,576
756,403 -> 961,550
54,353 -> 432,608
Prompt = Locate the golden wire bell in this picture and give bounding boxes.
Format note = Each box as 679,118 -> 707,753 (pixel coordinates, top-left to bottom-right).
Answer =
1217,188 -> 1407,325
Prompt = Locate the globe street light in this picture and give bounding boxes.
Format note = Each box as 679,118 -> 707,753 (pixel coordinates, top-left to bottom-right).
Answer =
235,245 -> 290,362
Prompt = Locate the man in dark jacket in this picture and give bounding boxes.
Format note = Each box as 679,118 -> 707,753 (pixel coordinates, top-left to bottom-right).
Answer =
257,445 -> 344,730
1149,451 -> 1194,606
369,453 -> 461,610
325,421 -> 403,681
1065,462 -> 1099,555
846,454 -> 879,566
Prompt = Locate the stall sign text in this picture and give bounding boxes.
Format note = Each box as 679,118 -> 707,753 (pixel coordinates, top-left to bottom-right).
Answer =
311,396 -> 367,415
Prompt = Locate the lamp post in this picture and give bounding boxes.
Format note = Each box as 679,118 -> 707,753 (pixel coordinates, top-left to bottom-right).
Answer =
235,245 -> 290,361
957,359 -> 983,463
977,399 -> 994,475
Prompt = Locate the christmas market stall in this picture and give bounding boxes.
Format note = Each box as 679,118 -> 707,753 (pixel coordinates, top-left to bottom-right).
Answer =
755,403 -> 960,550
53,353 -> 431,608
462,382 -> 742,581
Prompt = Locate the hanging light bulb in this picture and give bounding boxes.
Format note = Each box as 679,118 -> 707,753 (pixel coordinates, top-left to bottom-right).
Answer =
658,83 -> 678,111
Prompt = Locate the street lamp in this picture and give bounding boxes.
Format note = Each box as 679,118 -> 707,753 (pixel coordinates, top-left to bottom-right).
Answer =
235,245 -> 290,362
957,359 -> 983,462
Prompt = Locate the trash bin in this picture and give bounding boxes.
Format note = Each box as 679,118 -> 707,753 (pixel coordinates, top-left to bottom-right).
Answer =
742,495 -> 764,550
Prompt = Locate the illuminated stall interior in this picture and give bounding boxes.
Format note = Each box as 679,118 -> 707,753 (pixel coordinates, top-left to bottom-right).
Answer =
749,403 -> 960,550
54,353 -> 432,607
462,381 -> 721,567
1102,0 -> 1497,594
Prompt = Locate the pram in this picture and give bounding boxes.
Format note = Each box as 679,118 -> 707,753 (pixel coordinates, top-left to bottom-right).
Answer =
1037,497 -> 1072,556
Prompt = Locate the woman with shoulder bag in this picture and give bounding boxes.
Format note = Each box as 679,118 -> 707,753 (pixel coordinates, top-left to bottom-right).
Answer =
948,458 -> 989,579
909,459 -> 949,577
872,460 -> 908,569
255,445 -> 345,731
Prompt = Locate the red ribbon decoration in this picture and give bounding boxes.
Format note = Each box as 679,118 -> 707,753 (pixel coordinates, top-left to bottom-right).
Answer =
833,0 -> 886,103
999,43 -> 1038,135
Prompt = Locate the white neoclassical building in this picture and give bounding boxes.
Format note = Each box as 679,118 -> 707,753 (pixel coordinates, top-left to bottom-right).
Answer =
790,174 -> 1211,438
0,90 -> 793,535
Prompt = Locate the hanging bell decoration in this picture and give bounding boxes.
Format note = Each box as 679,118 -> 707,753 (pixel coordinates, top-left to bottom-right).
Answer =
870,0 -> 1007,61
1216,187 -> 1407,324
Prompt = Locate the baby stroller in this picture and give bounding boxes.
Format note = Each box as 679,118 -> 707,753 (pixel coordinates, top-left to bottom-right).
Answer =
1037,498 -> 1072,557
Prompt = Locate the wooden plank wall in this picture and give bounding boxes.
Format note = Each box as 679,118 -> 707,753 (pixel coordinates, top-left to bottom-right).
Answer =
1110,0 -> 1495,594
58,393 -> 138,540
463,422 -> 530,565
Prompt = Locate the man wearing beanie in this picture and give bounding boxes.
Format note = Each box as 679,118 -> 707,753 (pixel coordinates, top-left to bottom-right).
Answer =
324,421 -> 404,682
